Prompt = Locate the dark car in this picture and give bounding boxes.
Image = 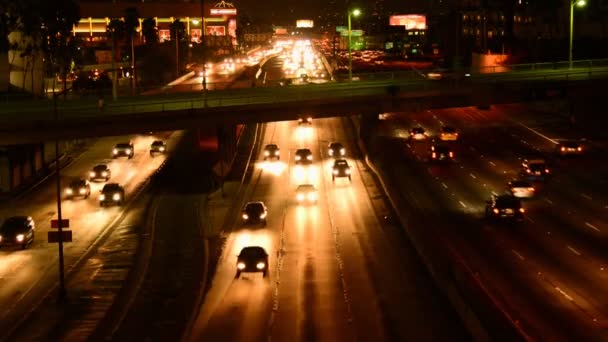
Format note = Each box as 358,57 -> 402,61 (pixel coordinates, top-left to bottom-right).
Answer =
236,246 -> 269,278
241,201 -> 268,226
72,70 -> 112,92
112,142 -> 134,159
298,117 -> 312,125
430,144 -> 454,162
295,148 -> 313,165
150,140 -> 166,156
263,144 -> 280,160
332,159 -> 351,181
328,142 -> 346,157
89,164 -> 111,181
65,179 -> 91,199
521,159 -> 550,181
485,195 -> 525,221
99,183 -> 125,207
556,141 -> 583,156
0,216 -> 35,249
409,127 -> 428,141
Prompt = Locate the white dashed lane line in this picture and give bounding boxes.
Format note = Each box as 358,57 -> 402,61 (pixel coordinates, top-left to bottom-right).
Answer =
441,182 -> 448,189
585,222 -> 601,232
567,245 -> 582,256
489,161 -> 496,166
469,173 -> 477,179
581,193 -> 593,201
459,201 -> 467,208
555,287 -> 574,301
512,249 -> 525,261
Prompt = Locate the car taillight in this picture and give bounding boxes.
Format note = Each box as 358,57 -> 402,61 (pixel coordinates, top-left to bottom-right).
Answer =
545,169 -> 550,173
528,187 -> 535,191
561,147 -> 566,151
432,152 -> 436,159
577,147 -> 582,151
493,208 -> 499,214
449,151 -> 454,158
519,208 -> 525,213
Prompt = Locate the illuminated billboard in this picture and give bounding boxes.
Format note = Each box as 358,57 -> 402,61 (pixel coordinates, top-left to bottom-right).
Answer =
210,8 -> 237,15
228,19 -> 237,37
296,20 -> 314,28
389,15 -> 426,30
274,27 -> 288,35
207,26 -> 226,36
190,29 -> 202,43
159,29 -> 170,42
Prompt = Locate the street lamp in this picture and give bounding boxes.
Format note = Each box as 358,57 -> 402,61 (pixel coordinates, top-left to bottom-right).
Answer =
569,0 -> 586,68
348,8 -> 361,81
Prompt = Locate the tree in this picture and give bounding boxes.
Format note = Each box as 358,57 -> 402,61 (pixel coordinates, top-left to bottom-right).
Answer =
107,18 -> 125,100
124,7 -> 139,94
142,18 -> 158,45
169,19 -> 186,42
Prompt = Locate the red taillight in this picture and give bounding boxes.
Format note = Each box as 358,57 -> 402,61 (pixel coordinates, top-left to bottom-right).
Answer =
432,152 -> 437,159
545,169 -> 550,173
449,151 -> 454,158
519,208 -> 525,213
561,147 -> 566,151
577,147 -> 582,151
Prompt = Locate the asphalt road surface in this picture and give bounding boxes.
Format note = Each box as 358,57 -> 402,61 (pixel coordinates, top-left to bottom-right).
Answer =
373,103 -> 608,340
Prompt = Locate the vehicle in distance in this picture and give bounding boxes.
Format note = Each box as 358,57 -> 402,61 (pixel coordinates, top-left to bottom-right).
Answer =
0,216 -> 35,249
112,142 -> 134,159
65,179 -> 91,199
236,246 -> 269,278
99,183 -> 125,207
150,140 -> 166,156
409,127 -> 428,141
263,144 -> 280,160
485,195 -> 525,221
298,117 -> 312,125
521,159 -> 550,180
241,201 -> 268,226
295,148 -> 313,164
332,159 -> 352,181
508,179 -> 535,198
89,164 -> 111,181
556,141 -> 583,156
328,142 -> 346,157
439,126 -> 459,141
296,184 -> 318,204
430,144 -> 454,162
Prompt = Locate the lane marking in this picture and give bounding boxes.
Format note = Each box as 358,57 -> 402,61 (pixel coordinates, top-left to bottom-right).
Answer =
489,161 -> 496,166
441,182 -> 448,189
512,249 -> 525,261
526,216 -> 535,224
555,287 -> 574,301
544,198 -> 553,205
469,173 -> 477,179
516,122 -> 559,145
567,245 -> 582,256
491,191 -> 498,196
585,222 -> 601,232
459,201 -> 467,208
581,193 -> 593,201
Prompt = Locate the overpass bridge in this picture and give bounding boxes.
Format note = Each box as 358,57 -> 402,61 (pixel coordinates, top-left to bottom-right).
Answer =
1,59 -> 608,145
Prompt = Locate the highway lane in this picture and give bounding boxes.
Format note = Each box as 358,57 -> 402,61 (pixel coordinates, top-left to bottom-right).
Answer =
376,104 -> 608,339
0,131 -> 181,337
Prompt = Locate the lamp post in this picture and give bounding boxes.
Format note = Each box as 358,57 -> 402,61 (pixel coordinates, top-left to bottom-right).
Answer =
347,8 -> 361,82
569,0 -> 586,68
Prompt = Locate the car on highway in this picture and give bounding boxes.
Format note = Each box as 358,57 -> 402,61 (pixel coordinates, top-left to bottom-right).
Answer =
99,183 -> 125,207
298,117 -> 312,125
485,195 -> 525,221
241,201 -> 268,226
430,144 -> 454,162
328,142 -> 346,157
409,127 -> 428,141
295,148 -> 313,164
296,184 -> 318,204
0,216 -> 35,249
149,140 -> 166,156
556,141 -> 583,156
521,159 -> 550,181
236,246 -> 269,278
508,179 -> 535,198
65,179 -> 91,199
439,126 -> 459,141
263,144 -> 280,160
332,159 -> 352,181
112,142 -> 134,159
89,164 -> 111,181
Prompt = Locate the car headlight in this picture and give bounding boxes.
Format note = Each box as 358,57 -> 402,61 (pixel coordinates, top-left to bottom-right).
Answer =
295,155 -> 301,161
113,193 -> 121,201
101,171 -> 108,177
16,234 -> 24,242
308,193 -> 316,201
159,146 -> 165,152
333,169 -> 338,175
256,262 -> 266,270
297,193 -> 304,201
577,147 -> 582,151
306,155 -> 312,160
329,150 -> 334,155
519,208 -> 525,213
264,151 -> 270,156
561,147 -> 566,151
493,208 -> 499,214
99,194 -> 106,201
90,171 -> 96,177
242,213 -> 249,220
345,169 -> 351,175
260,212 -> 267,219
126,149 -> 132,154
65,188 -> 73,195
528,187 -> 535,192
112,149 -> 118,154
237,262 -> 246,270
79,188 -> 86,194
340,148 -> 345,155
0,235 -> 3,242
275,151 -> 279,155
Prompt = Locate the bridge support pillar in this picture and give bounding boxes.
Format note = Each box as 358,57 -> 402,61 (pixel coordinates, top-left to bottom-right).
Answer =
359,113 -> 379,140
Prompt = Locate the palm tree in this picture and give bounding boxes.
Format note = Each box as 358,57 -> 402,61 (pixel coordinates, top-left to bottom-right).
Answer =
141,18 -> 158,45
124,7 -> 139,94
107,18 -> 125,100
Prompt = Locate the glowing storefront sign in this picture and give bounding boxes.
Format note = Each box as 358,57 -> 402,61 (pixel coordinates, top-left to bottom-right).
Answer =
191,29 -> 202,43
210,8 -> 237,15
296,20 -> 313,28
207,26 -> 226,36
228,19 -> 236,37
159,29 -> 170,42
389,15 -> 427,30
274,27 -> 288,35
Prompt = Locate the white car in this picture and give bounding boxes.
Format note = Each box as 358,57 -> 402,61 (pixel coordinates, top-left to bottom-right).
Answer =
295,184 -> 317,204
439,126 -> 459,141
508,179 -> 536,198
409,127 -> 428,141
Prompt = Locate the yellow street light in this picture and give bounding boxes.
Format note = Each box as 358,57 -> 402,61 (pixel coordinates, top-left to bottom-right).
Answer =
348,9 -> 361,81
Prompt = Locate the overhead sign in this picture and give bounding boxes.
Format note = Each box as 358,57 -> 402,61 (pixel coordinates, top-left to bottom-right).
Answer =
336,26 -> 347,33
210,8 -> 237,15
274,27 -> 288,35
389,14 -> 427,30
340,30 -> 364,36
296,20 -> 314,28
48,230 -> 73,243
51,219 -> 69,229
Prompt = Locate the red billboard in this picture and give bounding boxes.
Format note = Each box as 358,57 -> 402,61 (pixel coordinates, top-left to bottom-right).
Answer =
191,29 -> 202,43
159,29 -> 170,42
228,19 -> 236,37
207,26 -> 226,36
389,15 -> 426,30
